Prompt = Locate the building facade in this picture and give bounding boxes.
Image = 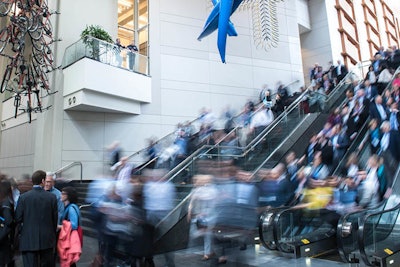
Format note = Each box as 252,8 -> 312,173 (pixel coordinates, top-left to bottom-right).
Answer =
0,0 -> 399,180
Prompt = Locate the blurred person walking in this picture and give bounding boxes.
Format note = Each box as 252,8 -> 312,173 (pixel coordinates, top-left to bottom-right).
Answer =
143,169 -> 176,267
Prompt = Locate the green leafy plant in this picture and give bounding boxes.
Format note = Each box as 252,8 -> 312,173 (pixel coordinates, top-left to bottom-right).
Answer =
81,25 -> 113,43
81,25 -> 113,60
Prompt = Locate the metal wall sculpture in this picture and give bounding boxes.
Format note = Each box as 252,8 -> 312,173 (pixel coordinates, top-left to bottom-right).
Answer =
0,0 -> 60,123
198,0 -> 284,63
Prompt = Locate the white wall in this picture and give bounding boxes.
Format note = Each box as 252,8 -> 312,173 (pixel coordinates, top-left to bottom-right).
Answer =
300,0 -> 333,86
0,122 -> 36,178
0,0 -> 306,179
296,0 -> 311,32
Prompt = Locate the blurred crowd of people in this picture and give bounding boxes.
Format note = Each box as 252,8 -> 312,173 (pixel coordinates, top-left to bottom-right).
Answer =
2,51 -> 400,266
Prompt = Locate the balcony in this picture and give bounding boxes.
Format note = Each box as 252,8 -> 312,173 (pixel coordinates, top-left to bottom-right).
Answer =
61,37 -> 151,114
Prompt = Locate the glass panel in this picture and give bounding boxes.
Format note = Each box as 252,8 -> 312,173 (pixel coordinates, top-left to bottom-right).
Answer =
259,207 -> 287,250
138,0 -> 148,29
118,0 -> 148,72
118,0 -> 134,45
361,208 -> 400,265
61,37 -> 149,76
138,27 -> 148,56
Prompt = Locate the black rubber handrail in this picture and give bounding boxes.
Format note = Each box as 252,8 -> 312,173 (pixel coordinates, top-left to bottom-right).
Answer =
358,166 -> 400,266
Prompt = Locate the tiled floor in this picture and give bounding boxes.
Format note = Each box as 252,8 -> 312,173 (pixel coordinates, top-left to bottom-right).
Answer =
75,236 -> 355,267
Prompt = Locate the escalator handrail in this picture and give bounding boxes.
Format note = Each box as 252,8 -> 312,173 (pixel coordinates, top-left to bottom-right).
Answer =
334,117 -> 387,262
259,206 -> 294,250
251,113 -> 317,180
240,84 -> 314,153
358,203 -> 400,266
337,141 -> 400,262
154,70 -> 362,243
125,79 -> 301,165
163,85 -> 314,183
330,117 -> 371,176
162,70 -> 354,183
154,191 -> 193,240
357,165 -> 400,266
270,92 -> 373,255
243,71 -> 354,153
272,206 -> 310,253
335,68 -> 400,262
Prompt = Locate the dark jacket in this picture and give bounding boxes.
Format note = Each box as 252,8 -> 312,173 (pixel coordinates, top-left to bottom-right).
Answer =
15,186 -> 58,251
0,198 -> 14,265
369,102 -> 388,125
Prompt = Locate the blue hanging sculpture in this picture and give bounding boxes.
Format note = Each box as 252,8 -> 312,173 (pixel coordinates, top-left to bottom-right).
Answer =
198,0 -> 284,63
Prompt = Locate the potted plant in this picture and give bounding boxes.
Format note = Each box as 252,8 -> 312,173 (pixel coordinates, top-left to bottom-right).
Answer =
80,25 -> 113,60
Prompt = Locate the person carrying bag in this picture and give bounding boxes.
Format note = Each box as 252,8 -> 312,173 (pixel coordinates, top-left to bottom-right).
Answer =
57,187 -> 82,267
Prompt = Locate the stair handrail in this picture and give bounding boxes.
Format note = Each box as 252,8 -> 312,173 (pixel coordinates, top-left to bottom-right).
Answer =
163,73 -> 350,183
162,66 -> 359,184
53,161 -> 83,183
163,85 -> 313,182
156,91 -> 317,238
130,79 -> 301,177
154,82 -> 310,237
124,80 -> 301,166
153,65 -> 365,245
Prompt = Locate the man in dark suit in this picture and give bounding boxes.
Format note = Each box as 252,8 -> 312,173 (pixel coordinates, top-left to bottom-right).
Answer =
331,124 -> 350,169
369,95 -> 388,126
15,170 -> 58,267
388,102 -> 400,131
333,59 -> 348,85
363,80 -> 378,101
379,121 -> 400,183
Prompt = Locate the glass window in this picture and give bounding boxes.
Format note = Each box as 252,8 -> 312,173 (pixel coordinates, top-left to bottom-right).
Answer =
118,0 -> 148,56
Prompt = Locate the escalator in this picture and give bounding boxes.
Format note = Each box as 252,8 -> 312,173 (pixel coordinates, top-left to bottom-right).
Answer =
152,72 -> 357,254
357,167 -> 400,266
260,66 -> 400,261
267,120 -> 371,259
257,81 -> 371,254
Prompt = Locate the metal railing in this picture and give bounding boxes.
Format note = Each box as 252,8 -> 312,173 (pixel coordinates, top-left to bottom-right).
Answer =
61,36 -> 149,76
53,161 -> 83,183
152,64 -> 366,243
125,79 -> 302,174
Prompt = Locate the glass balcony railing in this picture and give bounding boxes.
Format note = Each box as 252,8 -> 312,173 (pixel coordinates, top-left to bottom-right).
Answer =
61,36 -> 149,76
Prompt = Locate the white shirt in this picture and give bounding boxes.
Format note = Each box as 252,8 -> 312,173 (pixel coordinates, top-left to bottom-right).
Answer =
363,168 -> 379,195
250,109 -> 274,128
380,132 -> 390,152
378,69 -> 393,83
376,104 -> 387,120
143,181 -> 176,211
